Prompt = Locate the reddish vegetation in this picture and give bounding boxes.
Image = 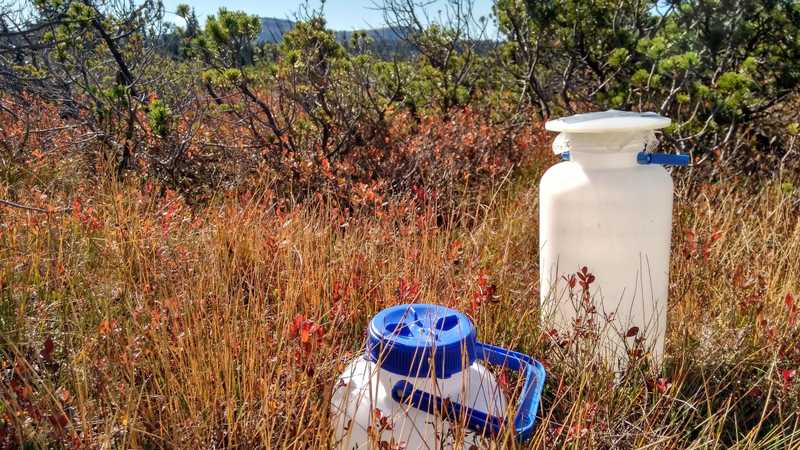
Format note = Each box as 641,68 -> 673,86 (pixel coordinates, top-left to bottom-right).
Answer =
2,92 -> 800,448
1,94 -> 552,210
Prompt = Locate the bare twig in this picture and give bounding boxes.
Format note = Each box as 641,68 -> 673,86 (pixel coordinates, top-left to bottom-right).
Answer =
0,198 -> 71,213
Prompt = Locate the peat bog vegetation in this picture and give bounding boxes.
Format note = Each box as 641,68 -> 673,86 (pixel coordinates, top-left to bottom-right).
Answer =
2,0 -> 800,448
3,154 -> 800,449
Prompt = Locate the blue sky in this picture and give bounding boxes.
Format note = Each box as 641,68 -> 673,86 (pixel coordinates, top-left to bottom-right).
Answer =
161,0 -> 497,33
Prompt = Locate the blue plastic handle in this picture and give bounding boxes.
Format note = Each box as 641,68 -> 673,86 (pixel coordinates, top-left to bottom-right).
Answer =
560,151 -> 690,166
636,152 -> 690,166
390,342 -> 546,442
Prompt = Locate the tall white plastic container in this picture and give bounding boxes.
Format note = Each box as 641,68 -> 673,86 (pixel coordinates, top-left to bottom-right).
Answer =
330,304 -> 545,449
539,110 -> 687,367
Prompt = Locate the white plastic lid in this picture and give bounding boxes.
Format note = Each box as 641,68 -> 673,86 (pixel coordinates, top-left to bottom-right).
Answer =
545,110 -> 670,133
546,110 -> 670,155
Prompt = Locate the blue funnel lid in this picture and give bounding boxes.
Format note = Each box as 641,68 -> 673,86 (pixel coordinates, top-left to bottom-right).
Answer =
366,304 -> 477,379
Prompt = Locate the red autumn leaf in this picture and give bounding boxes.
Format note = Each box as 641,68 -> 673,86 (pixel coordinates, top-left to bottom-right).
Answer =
71,198 -> 82,215
656,377 -> 671,393
476,270 -> 489,289
497,369 -> 510,392
289,314 -> 305,338
48,413 -> 68,428
98,319 -> 114,336
782,369 -> 796,389
626,326 -> 640,338
397,278 -> 421,301
373,408 -> 394,431
57,387 -> 71,403
289,314 -> 324,350
41,336 -> 54,361
749,386 -> 763,398
18,384 -> 33,401
576,267 -> 596,289
787,293 -> 797,327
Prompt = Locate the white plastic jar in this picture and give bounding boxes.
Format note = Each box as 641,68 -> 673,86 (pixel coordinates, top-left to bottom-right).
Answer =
330,304 -> 546,449
539,110 -> 687,367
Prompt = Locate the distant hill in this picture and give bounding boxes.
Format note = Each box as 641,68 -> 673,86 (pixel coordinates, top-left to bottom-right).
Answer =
259,17 -> 406,45
258,18 -> 296,43
256,17 -> 497,60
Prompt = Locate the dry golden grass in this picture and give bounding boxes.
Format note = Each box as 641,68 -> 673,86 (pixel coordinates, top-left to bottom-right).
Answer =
1,172 -> 799,448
